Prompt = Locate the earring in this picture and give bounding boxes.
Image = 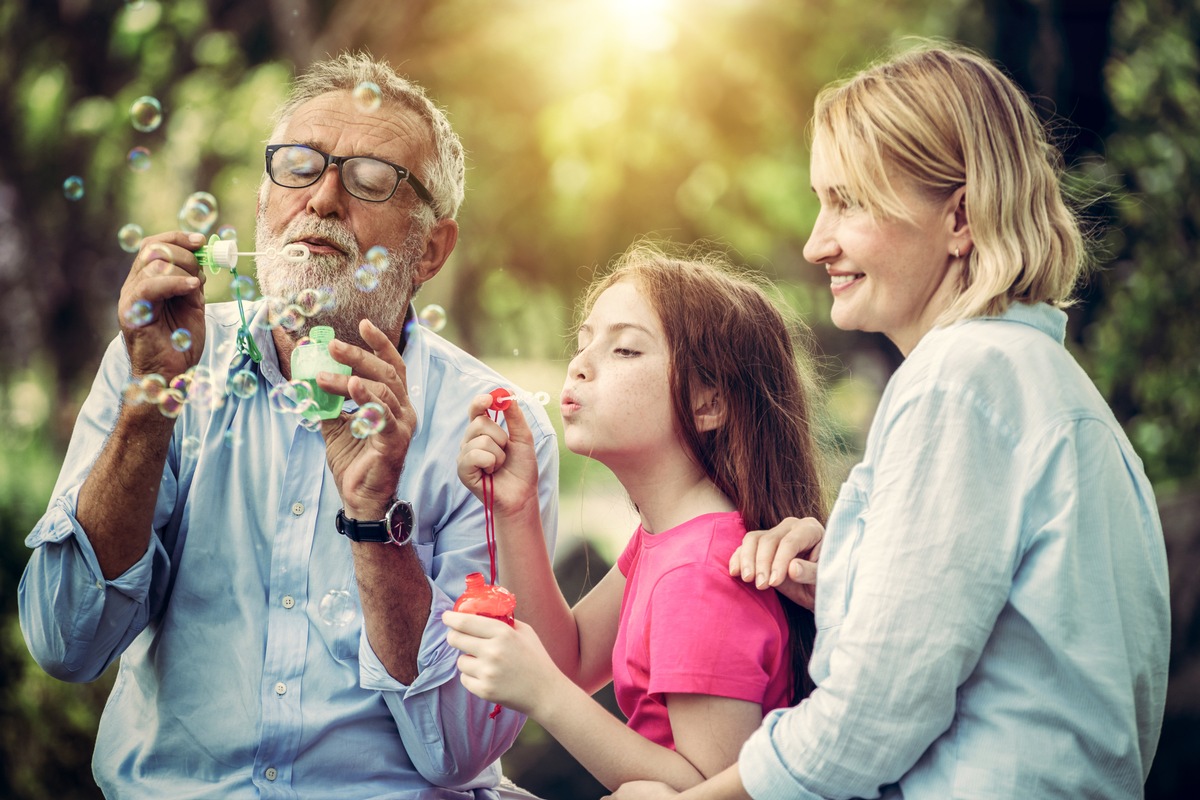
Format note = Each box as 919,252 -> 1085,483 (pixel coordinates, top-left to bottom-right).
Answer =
954,246 -> 961,259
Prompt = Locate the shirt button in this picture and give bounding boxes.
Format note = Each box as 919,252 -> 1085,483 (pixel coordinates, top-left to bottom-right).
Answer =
291,502 -> 304,516
265,767 -> 278,781
274,682 -> 287,696
282,595 -> 295,609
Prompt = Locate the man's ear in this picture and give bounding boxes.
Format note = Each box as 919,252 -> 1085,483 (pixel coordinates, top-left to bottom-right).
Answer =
413,217 -> 459,288
692,387 -> 725,433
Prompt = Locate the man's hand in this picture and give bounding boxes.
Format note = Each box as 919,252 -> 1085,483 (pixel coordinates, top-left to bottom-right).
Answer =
119,232 -> 208,381
317,318 -> 419,518
729,516 -> 824,609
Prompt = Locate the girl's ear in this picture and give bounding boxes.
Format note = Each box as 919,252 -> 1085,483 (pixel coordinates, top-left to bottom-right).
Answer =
692,387 -> 725,433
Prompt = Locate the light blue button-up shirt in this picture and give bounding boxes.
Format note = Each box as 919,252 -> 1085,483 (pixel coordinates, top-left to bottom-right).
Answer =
740,302 -> 1170,799
19,300 -> 559,799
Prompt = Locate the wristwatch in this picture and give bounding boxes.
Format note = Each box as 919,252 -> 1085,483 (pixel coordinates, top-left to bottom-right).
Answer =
335,500 -> 415,546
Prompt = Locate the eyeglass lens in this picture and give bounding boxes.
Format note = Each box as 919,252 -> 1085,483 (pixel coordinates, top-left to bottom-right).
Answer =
271,145 -> 398,202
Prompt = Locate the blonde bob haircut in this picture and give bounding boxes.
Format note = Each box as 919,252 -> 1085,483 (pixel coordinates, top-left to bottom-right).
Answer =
811,41 -> 1088,324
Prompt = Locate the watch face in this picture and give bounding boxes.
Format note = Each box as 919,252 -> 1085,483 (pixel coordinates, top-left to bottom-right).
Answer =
387,501 -> 415,546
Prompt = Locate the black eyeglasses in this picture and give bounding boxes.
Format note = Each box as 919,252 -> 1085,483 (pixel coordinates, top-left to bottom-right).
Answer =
265,144 -> 435,207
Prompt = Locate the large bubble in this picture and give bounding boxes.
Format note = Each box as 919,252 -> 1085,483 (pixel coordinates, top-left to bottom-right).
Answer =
178,191 -> 219,234
418,304 -> 447,333
350,402 -> 387,439
118,223 -> 144,253
124,299 -> 154,327
129,96 -> 163,133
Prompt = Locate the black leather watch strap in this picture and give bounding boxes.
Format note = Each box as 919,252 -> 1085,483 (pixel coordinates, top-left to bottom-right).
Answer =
335,500 -> 414,545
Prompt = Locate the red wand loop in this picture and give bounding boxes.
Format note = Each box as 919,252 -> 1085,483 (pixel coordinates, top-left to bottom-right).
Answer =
454,388 -> 518,719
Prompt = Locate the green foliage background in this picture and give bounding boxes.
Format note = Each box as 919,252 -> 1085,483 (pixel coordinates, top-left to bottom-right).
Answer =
0,0 -> 1196,798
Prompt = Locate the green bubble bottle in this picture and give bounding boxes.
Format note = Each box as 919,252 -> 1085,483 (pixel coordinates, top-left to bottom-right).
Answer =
291,326 -> 351,421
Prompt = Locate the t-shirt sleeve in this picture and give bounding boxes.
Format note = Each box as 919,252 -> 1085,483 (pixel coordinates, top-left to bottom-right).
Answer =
645,563 -> 784,705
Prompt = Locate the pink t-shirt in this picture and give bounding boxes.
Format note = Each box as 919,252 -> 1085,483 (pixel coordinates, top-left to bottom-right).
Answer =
613,511 -> 792,750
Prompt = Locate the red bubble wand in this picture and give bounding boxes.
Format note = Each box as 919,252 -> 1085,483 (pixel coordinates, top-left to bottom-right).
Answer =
453,388 -> 518,719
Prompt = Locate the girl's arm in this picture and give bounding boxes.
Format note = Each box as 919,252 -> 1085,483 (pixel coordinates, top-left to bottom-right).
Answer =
457,394 -> 620,686
443,612 -> 761,791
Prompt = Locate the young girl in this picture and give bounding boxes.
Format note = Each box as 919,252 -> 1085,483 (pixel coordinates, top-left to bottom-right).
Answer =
442,245 -> 827,792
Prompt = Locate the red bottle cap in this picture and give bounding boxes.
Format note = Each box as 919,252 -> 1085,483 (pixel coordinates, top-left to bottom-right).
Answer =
453,572 -> 516,626
489,388 -> 513,412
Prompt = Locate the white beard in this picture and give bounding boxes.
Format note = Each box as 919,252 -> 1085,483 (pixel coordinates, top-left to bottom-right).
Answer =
253,209 -> 423,349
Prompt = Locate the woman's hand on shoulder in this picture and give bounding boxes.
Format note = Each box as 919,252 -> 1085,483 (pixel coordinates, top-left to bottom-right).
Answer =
729,517 -> 824,609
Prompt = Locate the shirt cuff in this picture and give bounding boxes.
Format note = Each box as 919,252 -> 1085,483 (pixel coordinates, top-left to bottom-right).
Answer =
359,576 -> 459,696
25,495 -> 158,603
739,708 -> 824,800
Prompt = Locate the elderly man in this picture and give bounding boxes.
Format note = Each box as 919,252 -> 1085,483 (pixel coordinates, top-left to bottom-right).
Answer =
19,54 -> 558,798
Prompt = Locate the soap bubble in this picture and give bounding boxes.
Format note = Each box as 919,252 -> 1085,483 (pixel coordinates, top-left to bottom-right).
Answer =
269,380 -> 315,414
170,328 -> 193,352
139,373 -> 167,405
180,435 -> 201,459
350,402 -> 387,439
352,81 -> 382,113
354,264 -> 379,292
130,96 -> 163,132
141,241 -> 173,273
63,176 -> 85,201
179,191 -> 219,234
124,299 -> 154,327
158,388 -> 186,419
418,304 -> 446,333
409,385 -> 422,398
231,274 -> 257,301
278,304 -> 306,332
365,245 -> 390,271
319,588 -> 357,627
169,373 -> 193,395
127,146 -> 151,172
118,223 -> 144,253
299,415 -> 322,432
533,391 -> 551,406
224,429 -> 240,449
512,349 -> 520,356
229,369 -> 258,399
217,225 -> 237,240
295,287 -> 326,316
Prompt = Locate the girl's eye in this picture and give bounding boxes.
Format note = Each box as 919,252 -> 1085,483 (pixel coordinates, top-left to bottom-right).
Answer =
614,348 -> 641,357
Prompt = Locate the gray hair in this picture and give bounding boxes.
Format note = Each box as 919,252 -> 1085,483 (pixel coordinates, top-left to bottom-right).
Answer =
271,52 -> 466,225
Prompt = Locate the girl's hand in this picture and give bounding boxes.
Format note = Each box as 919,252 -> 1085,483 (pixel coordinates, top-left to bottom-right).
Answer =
729,517 -> 824,609
442,611 -> 563,717
456,393 -> 541,517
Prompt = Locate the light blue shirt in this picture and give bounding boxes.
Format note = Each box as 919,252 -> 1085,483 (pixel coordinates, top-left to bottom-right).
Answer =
740,302 -> 1170,799
19,301 -> 559,799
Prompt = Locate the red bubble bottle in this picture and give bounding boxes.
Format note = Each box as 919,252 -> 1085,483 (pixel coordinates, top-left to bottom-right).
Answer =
455,572 -> 517,719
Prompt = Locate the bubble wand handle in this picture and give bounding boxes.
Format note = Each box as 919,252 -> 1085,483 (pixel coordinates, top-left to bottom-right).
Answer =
195,234 -> 310,274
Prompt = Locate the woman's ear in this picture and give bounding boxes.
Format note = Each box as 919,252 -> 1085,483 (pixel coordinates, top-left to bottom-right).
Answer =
947,184 -> 973,259
692,387 -> 725,433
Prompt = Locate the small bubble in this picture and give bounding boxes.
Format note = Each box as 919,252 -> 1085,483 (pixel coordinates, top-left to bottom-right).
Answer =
512,349 -> 520,357
170,328 -> 193,352
124,299 -> 154,327
139,374 -> 167,405
418,304 -> 446,333
410,385 -> 422,398
224,429 -> 240,449
63,176 -> 85,201
181,435 -> 201,458
278,304 -> 306,332
352,81 -> 382,113
365,245 -> 390,270
231,274 -> 257,301
118,223 -> 144,253
229,369 -> 259,399
350,402 -> 387,439
178,191 -> 219,234
129,96 -> 163,133
269,380 -> 315,414
295,288 -> 324,316
158,388 -> 186,419
299,415 -> 321,432
127,146 -> 152,172
319,588 -> 357,626
534,391 -> 551,406
141,241 -> 173,273
217,225 -> 237,240
354,264 -> 380,292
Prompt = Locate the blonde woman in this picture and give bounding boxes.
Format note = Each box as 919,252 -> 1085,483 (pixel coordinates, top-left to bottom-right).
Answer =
612,42 -> 1170,800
